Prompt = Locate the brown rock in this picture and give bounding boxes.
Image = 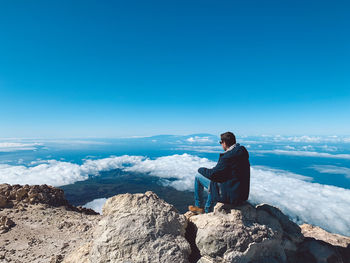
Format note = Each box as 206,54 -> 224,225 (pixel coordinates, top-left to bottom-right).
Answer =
64,191 -> 191,263
0,195 -> 8,208
50,255 -> 64,263
296,237 -> 350,263
300,223 -> 350,248
0,183 -> 96,214
0,216 -> 15,233
15,188 -> 27,201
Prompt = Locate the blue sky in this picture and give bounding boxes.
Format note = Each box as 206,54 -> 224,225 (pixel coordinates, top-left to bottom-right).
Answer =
0,0 -> 349,138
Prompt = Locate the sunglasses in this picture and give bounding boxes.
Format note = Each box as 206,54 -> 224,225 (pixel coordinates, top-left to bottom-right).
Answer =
219,140 -> 223,144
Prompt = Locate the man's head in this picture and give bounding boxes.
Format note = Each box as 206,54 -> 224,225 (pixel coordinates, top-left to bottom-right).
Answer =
219,132 -> 236,151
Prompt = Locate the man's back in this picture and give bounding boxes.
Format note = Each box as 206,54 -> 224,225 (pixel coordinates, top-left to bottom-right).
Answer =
229,145 -> 250,201
198,143 -> 250,204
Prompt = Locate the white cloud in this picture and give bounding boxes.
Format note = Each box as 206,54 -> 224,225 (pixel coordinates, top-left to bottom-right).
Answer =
302,136 -> 350,143
0,142 -> 43,152
319,145 -> 338,152
0,161 -> 84,186
123,154 -> 214,191
173,145 -> 222,153
310,165 -> 350,179
249,166 -> 350,236
1,153 -> 350,235
186,136 -> 213,143
0,155 -> 145,186
301,145 -> 314,151
83,198 -> 108,214
284,145 -> 295,150
253,135 -> 350,144
253,150 -> 350,160
44,140 -> 108,145
282,136 -> 322,143
252,166 -> 313,181
0,139 -> 110,153
118,135 -> 153,138
239,140 -> 267,144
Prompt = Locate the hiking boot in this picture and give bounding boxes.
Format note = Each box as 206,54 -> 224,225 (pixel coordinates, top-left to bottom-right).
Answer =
188,205 -> 204,214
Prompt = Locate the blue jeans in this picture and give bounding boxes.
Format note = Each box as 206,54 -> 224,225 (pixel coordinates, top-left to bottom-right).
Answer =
194,174 -> 216,213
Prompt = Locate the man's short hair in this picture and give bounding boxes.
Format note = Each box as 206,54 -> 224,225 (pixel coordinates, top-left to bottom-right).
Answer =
220,132 -> 236,147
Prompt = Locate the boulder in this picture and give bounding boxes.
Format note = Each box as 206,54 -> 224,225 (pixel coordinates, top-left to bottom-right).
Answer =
301,224 -> 350,248
64,191 -> 191,263
187,202 -> 350,263
187,202 -> 304,263
0,215 -> 15,234
0,183 -> 69,207
297,224 -> 350,263
0,183 -> 97,215
2,183 -> 347,263
295,237 -> 350,263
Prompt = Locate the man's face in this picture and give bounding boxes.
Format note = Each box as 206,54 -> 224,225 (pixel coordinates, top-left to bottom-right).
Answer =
221,140 -> 227,151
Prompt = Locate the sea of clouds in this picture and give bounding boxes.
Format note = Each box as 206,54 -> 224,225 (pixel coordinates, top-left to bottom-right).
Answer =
1,153 -> 349,236
83,197 -> 108,214
252,149 -> 350,160
0,142 -> 43,152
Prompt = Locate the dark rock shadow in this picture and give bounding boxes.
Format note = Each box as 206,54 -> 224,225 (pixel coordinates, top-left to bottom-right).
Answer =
185,220 -> 201,263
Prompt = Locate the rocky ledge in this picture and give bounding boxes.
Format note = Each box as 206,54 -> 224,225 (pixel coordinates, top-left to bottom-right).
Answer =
0,184 -> 349,263
0,184 -> 100,262
0,183 -> 98,215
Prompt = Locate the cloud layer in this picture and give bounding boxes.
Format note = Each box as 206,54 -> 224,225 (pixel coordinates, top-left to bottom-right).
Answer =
186,136 -> 214,143
1,154 -> 349,236
310,165 -> 350,179
0,142 -> 43,152
83,198 -> 107,214
253,150 -> 350,160
250,166 -> 350,236
258,135 -> 350,144
0,155 -> 144,186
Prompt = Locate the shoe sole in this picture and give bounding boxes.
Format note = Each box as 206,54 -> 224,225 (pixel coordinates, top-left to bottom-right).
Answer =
189,210 -> 204,215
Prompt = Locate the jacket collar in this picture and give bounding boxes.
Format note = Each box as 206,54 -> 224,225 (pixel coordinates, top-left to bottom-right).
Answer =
220,143 -> 239,156
225,143 -> 237,153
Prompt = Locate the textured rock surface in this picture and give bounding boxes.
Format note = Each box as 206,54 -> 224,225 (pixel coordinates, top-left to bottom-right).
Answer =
187,202 -> 304,263
301,223 -> 350,248
0,183 -> 101,262
0,215 -> 15,234
0,183 -> 69,208
296,237 -> 350,263
187,202 -> 350,263
0,202 -> 100,263
64,191 -> 191,263
1,184 -> 350,263
0,183 -> 98,215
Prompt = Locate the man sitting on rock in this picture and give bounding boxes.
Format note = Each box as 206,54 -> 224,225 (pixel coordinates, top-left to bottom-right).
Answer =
189,131 -> 250,214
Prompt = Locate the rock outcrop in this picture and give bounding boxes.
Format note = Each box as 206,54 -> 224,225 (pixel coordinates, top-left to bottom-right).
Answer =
0,183 -> 69,208
0,216 -> 15,234
185,202 -> 350,263
64,191 -> 191,263
0,183 -> 101,262
301,223 -> 350,248
0,183 -> 98,215
185,202 -> 303,262
1,183 -> 349,263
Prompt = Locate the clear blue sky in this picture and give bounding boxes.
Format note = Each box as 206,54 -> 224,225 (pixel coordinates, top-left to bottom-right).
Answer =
0,0 -> 349,138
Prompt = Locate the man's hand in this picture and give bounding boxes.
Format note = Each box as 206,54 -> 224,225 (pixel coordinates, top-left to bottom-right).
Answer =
197,156 -> 230,182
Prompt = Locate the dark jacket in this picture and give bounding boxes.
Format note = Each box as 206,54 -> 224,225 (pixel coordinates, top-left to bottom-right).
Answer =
198,143 -> 250,204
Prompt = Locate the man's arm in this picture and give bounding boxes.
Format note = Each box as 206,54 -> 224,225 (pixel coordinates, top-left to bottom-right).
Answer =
198,156 -> 230,182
